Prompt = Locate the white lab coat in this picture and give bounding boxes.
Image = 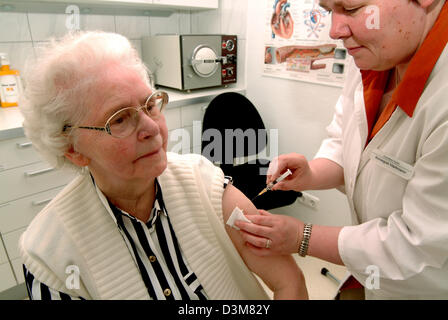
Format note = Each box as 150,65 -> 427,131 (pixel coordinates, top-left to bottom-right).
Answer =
315,46 -> 448,299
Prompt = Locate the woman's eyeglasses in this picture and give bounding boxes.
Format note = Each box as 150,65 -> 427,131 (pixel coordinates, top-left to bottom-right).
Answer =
63,90 -> 168,139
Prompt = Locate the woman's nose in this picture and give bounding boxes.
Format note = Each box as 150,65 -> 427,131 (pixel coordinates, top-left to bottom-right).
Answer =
329,13 -> 351,40
137,112 -> 160,140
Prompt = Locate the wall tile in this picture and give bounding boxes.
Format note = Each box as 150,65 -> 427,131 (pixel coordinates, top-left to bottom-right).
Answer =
0,42 -> 34,75
178,10 -> 191,34
80,14 -> 116,32
191,8 -> 221,34
236,38 -> 246,87
164,106 -> 181,130
180,103 -> 206,128
149,10 -> 182,35
115,15 -> 150,39
220,0 -> 248,39
0,12 -> 32,42
27,13 -> 68,41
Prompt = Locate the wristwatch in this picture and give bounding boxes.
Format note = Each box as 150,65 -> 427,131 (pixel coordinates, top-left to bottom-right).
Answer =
298,223 -> 313,257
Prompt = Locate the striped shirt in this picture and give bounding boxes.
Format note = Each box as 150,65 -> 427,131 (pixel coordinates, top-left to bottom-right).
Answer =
24,176 -> 233,300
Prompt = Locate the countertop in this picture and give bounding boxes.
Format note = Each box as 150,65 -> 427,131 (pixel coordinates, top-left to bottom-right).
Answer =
0,84 -> 245,141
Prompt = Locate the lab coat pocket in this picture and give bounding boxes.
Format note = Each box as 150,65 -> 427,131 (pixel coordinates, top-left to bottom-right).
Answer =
370,149 -> 414,180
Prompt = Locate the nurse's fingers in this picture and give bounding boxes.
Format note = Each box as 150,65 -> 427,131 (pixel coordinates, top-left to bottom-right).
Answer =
258,209 -> 271,216
237,231 -> 275,256
239,231 -> 270,249
266,157 -> 286,184
244,242 -> 273,257
234,219 -> 272,238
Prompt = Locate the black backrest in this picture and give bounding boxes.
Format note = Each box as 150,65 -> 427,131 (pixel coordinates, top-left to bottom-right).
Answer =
201,92 -> 268,164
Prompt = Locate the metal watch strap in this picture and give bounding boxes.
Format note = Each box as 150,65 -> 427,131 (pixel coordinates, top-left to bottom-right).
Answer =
298,223 -> 313,257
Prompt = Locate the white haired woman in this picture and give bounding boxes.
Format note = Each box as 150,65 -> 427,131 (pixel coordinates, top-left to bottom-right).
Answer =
18,31 -> 308,300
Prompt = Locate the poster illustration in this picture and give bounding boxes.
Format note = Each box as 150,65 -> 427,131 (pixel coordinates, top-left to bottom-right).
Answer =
263,0 -> 348,87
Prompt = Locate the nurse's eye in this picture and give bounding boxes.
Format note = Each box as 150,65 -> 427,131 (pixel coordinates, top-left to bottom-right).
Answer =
343,7 -> 361,14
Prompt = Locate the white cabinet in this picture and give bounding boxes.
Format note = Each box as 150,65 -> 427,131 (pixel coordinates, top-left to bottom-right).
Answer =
0,262 -> 16,292
11,0 -> 218,10
0,134 -> 76,292
152,0 -> 218,9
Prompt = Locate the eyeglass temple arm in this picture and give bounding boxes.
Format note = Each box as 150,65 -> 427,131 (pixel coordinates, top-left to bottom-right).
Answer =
63,125 -> 108,132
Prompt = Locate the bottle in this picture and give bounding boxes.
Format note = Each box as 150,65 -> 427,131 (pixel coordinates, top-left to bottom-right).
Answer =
0,53 -> 20,108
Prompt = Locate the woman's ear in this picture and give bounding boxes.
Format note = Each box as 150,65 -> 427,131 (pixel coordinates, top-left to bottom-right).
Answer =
64,145 -> 90,167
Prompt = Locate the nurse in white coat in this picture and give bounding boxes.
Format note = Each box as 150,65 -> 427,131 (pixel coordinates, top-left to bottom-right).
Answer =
235,0 -> 448,299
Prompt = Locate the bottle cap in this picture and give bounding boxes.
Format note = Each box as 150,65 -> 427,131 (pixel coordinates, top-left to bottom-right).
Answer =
0,53 -> 10,67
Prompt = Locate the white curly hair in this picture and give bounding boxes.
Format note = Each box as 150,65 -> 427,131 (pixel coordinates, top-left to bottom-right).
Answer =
19,31 -> 151,173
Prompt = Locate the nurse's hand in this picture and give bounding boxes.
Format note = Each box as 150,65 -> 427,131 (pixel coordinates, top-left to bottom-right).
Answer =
267,153 -> 313,192
234,210 -> 304,256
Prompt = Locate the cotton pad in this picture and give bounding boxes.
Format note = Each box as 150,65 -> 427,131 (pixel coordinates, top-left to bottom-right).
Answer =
226,206 -> 252,230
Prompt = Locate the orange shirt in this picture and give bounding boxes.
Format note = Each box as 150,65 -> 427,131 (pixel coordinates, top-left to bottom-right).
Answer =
361,2 -> 448,143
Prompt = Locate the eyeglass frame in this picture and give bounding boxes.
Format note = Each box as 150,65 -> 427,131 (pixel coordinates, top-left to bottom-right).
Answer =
62,90 -> 169,138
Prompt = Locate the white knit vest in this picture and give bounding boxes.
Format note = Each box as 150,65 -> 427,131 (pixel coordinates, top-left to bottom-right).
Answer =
19,153 -> 269,300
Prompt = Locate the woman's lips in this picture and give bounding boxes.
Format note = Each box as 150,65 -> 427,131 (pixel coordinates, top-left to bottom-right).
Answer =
135,148 -> 161,162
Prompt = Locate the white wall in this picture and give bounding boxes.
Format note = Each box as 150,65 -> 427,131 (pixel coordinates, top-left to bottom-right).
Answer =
244,0 -> 351,226
0,0 -> 351,226
0,8 -> 192,74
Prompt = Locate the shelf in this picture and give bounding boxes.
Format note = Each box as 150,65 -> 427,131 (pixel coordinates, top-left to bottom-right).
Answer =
0,0 -> 218,15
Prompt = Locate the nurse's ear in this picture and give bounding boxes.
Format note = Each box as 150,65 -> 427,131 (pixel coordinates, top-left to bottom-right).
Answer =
64,145 -> 90,167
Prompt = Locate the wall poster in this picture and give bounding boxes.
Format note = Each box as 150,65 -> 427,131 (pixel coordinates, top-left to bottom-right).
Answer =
263,0 -> 348,87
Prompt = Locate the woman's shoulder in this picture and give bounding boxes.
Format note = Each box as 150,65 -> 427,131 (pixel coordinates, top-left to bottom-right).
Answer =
166,152 -> 218,171
20,174 -> 91,252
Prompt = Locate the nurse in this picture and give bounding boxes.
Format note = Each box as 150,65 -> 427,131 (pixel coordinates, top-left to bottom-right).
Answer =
235,0 -> 448,299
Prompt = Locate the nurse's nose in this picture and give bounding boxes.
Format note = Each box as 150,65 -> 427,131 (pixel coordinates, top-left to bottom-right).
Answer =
329,12 -> 351,40
136,111 -> 160,140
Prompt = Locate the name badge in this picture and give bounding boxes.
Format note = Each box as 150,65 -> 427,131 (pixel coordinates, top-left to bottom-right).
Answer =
370,149 -> 414,180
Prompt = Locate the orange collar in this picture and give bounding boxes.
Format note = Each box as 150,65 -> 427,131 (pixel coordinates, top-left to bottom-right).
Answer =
361,1 -> 448,142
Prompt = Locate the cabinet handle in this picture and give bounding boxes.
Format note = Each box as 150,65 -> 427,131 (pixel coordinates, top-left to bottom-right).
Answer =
25,167 -> 55,177
32,198 -> 53,206
16,142 -> 33,149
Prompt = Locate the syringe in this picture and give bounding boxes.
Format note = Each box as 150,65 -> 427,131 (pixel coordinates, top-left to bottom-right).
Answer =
252,169 -> 292,201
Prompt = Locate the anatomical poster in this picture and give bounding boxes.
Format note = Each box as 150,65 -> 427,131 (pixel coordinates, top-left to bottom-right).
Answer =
263,0 -> 348,87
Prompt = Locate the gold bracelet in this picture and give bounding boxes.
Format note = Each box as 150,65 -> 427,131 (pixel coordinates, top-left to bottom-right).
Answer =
298,223 -> 313,257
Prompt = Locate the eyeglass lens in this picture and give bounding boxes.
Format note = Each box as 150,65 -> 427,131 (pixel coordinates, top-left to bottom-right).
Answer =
107,93 -> 165,138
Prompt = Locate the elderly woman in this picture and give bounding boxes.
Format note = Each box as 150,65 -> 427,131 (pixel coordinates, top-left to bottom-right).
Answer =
18,31 -> 307,300
236,0 -> 448,299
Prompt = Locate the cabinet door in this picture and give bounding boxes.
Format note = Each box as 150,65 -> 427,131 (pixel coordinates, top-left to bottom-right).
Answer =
0,186 -> 65,234
0,162 -> 75,204
152,0 -> 218,9
11,258 -> 25,285
0,136 -> 43,171
0,263 -> 17,292
0,237 -> 8,265
3,227 -> 27,261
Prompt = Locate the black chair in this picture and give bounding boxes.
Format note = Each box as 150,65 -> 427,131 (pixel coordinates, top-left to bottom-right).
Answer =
201,92 -> 301,210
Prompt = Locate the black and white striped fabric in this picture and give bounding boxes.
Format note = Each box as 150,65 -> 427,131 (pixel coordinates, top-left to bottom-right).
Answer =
23,176 -> 233,300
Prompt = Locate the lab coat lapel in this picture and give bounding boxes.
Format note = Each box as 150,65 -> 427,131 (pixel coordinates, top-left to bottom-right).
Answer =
357,108 -> 405,178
